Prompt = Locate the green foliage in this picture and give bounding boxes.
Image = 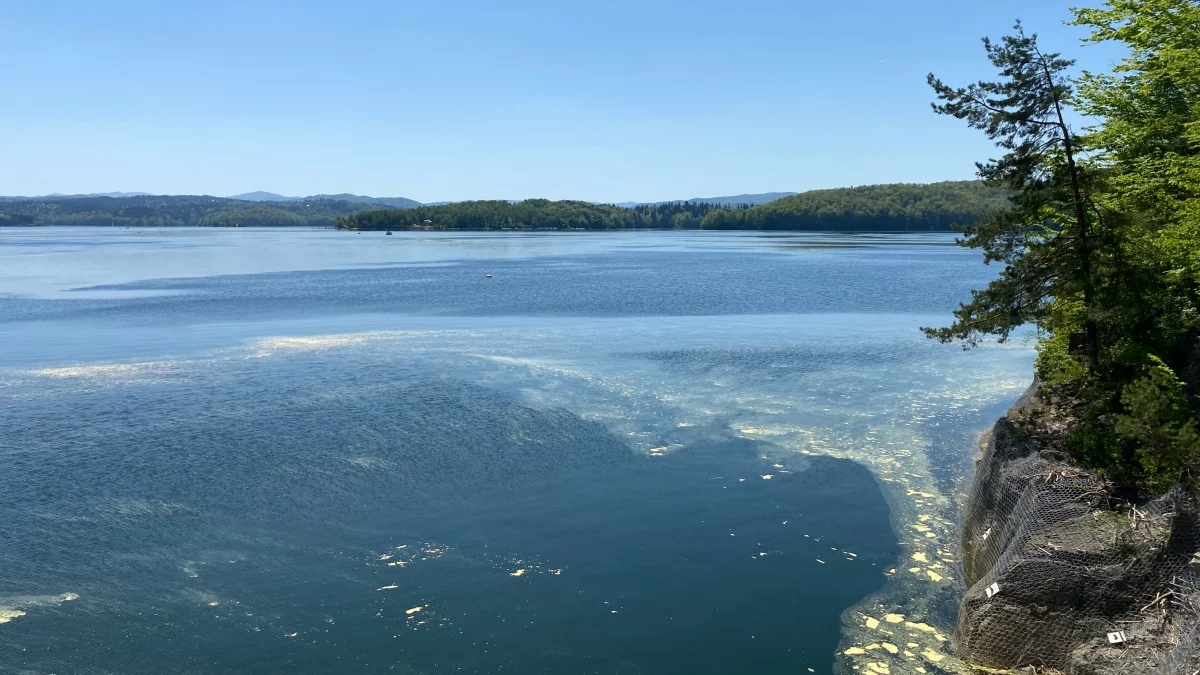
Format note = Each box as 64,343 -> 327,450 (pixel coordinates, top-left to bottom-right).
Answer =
0,195 -> 376,227
337,199 -> 729,231
1066,358 -> 1200,491
1066,421 -> 1138,485
7,185 -> 1010,233
698,181 -> 1009,231
0,211 -> 37,226
1073,0 -> 1200,369
1073,0 -> 1200,232
1034,298 -> 1089,385
341,183 -> 1008,232
1114,358 -> 1200,491
929,8 -> 1200,492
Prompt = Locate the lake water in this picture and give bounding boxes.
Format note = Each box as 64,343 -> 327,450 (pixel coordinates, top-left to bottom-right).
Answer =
0,228 -> 1034,674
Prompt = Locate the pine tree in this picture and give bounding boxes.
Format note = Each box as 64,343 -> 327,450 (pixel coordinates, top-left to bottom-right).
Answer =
923,22 -> 1102,369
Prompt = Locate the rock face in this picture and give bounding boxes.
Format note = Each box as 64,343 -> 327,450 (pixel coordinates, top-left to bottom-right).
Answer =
956,388 -> 1200,674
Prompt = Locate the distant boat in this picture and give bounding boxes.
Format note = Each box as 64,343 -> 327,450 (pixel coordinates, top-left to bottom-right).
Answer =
485,274 -> 492,278
385,231 -> 393,235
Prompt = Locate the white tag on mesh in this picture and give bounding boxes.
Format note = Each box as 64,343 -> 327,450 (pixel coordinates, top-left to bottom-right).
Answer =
982,527 -> 992,541
1107,631 -> 1126,645
985,582 -> 1000,598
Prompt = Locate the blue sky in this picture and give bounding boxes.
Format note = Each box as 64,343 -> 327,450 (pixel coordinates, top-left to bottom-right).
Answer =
1,1 -> 1125,202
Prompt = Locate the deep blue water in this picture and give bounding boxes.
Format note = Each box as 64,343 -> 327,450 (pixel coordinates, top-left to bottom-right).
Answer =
0,229 -> 1034,674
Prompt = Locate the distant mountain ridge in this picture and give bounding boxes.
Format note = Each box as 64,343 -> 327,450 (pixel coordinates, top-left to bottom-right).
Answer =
3,191 -> 795,209
228,192 -> 422,208
1,185 -> 1001,229
228,191 -> 297,201
308,194 -> 422,209
0,191 -> 153,201
613,192 -> 797,207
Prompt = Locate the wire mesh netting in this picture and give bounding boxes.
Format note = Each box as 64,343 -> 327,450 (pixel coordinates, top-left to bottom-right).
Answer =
956,408 -> 1200,674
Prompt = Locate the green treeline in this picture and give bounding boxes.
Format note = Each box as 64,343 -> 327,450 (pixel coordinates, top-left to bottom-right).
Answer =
927,2 -> 1200,492
700,181 -> 1011,230
0,195 -> 376,227
0,212 -> 36,226
336,199 -> 732,230
5,183 -> 1012,232
336,182 -> 1008,231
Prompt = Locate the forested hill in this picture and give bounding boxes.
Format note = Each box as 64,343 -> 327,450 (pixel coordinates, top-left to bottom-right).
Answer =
2,181 -> 1010,230
337,199 -> 728,231
0,195 -> 381,227
338,181 -> 1009,231
699,181 -> 1011,231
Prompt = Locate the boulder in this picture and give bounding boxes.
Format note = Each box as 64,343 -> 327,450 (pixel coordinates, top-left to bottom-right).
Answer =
955,386 -> 1200,674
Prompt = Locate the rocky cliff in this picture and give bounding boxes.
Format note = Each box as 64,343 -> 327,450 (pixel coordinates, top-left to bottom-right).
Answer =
956,385 -> 1200,674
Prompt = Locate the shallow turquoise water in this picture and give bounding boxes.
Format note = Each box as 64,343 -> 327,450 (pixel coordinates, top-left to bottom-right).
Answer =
0,229 -> 1034,673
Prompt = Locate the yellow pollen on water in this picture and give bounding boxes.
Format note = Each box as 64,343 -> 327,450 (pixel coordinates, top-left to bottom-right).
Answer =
920,648 -> 946,662
0,610 -> 27,624
905,622 -> 945,641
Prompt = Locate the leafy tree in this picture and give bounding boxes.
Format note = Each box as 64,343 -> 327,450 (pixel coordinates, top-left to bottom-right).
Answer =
1066,0 -> 1200,488
1072,0 -> 1200,369
1073,0 -> 1200,237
